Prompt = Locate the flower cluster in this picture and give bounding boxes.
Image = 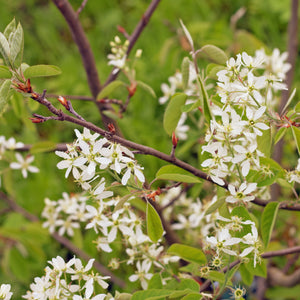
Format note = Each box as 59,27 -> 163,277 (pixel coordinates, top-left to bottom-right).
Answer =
286,158 -> 300,184
22,256 -> 110,300
201,50 -> 290,202
55,128 -> 145,188
206,216 -> 262,267
158,187 -> 219,240
107,35 -> 129,72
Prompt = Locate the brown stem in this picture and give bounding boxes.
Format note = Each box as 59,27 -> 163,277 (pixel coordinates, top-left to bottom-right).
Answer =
51,0 -> 121,135
0,191 -> 125,287
104,0 -> 162,86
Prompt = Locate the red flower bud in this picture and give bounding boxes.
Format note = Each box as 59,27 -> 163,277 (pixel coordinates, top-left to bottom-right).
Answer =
30,117 -> 45,123
127,82 -> 137,97
108,123 -> 116,134
172,132 -> 178,148
57,96 -> 70,109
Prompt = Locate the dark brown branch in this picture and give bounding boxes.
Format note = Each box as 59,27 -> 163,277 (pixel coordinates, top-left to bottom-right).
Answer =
52,0 -> 101,98
15,143 -> 68,152
104,0 -> 161,86
0,191 -> 126,287
51,0 -> 121,135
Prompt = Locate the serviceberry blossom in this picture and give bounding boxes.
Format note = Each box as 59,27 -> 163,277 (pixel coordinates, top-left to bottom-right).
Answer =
10,153 -> 39,178
128,260 -> 153,289
0,284 -> 12,300
23,256 -> 110,300
226,182 -> 257,203
107,35 -> 129,72
240,223 -> 261,267
206,228 -> 241,256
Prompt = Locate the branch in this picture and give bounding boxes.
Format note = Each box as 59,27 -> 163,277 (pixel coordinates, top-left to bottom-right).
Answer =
29,90 -> 300,212
52,0 -> 101,98
104,0 -> 161,86
51,0 -> 122,135
0,191 -> 126,287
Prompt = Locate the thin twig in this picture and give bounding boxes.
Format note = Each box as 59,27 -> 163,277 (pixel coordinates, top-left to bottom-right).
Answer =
76,0 -> 88,15
104,0 -> 162,86
47,94 -> 94,101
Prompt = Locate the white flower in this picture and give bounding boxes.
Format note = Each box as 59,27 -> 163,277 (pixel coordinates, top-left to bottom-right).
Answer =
0,284 -> 12,300
175,113 -> 190,140
240,223 -> 261,267
121,157 -> 145,185
129,260 -> 153,289
226,182 -> 257,203
244,106 -> 269,137
206,228 -> 241,256
10,153 -> 39,178
4,137 -> 24,150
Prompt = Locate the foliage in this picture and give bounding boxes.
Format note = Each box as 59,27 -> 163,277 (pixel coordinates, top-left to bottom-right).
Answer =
0,1 -> 300,300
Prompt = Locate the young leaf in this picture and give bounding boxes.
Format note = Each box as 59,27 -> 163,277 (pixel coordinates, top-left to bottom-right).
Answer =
257,125 -> 271,157
198,75 -> 212,124
291,126 -> 300,155
0,66 -> 12,78
181,57 -> 190,90
10,22 -> 24,67
274,127 -> 287,145
23,64 -> 62,78
146,202 -> 163,243
239,263 -> 253,286
197,45 -> 228,65
281,88 -> 296,115
4,18 -> 16,39
156,165 -> 202,183
163,93 -> 187,135
0,32 -> 11,66
179,19 -> 194,49
136,80 -> 156,98
0,79 -> 11,115
9,22 -> 24,66
261,202 -> 280,249
167,243 -> 207,265
97,80 -> 125,99
205,197 -> 225,216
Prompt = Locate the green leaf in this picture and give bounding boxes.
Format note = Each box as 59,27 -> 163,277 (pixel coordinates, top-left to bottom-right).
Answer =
198,75 -> 212,124
29,141 -> 57,154
206,63 -> 225,80
257,125 -> 271,157
148,273 -> 163,289
156,165 -> 202,183
197,44 -> 228,65
203,270 -> 232,286
282,88 -> 296,115
0,66 -> 12,78
205,197 -> 225,216
23,64 -> 62,78
181,99 -> 201,113
0,79 -> 11,115
0,32 -> 11,66
169,289 -> 195,298
182,293 -> 202,300
245,258 -> 267,278
10,22 -> 24,67
167,243 -> 207,265
181,57 -> 190,89
239,263 -> 253,286
97,80 -> 125,99
136,80 -> 156,98
132,289 -> 172,300
291,126 -> 300,155
4,18 -> 16,39
179,19 -> 194,49
261,202 -> 280,249
274,127 -> 287,145
9,22 -> 24,67
163,93 -> 187,135
146,202 -> 163,243
235,30 -> 267,53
